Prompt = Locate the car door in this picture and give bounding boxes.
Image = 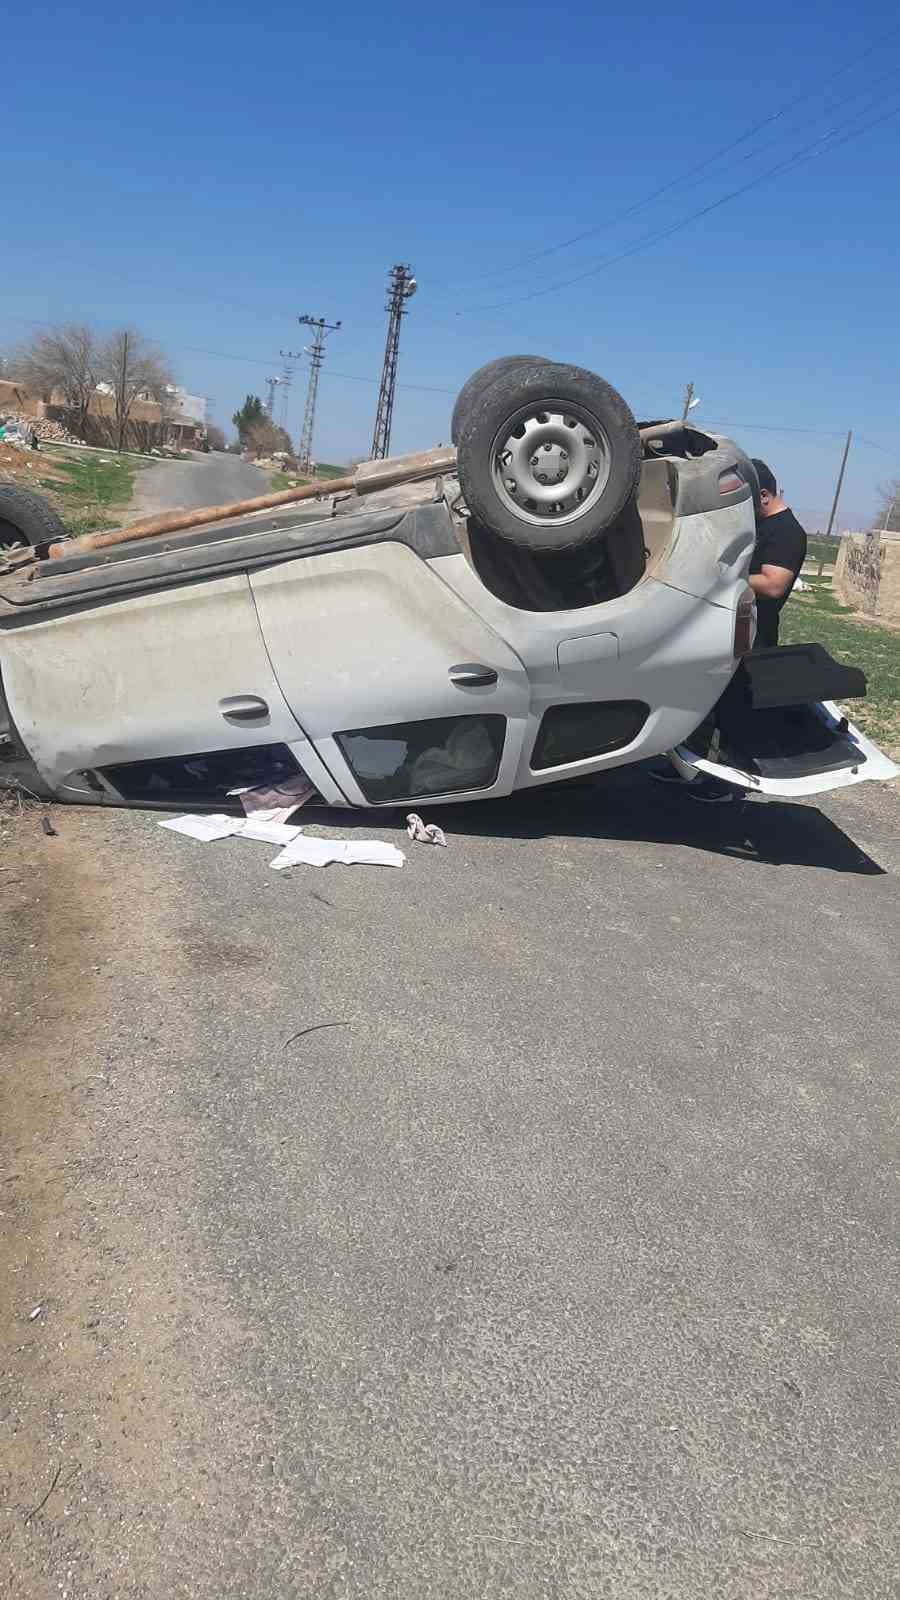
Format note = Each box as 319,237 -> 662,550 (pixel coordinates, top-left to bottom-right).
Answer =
249,543 -> 531,805
1,573 -> 314,802
673,642 -> 899,796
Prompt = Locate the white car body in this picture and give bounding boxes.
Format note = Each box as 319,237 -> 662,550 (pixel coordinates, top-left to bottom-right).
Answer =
0,433 -> 895,812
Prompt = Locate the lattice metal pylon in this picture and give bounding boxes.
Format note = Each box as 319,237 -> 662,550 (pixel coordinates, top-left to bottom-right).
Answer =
297,316 -> 341,472
371,264 -> 417,460
278,350 -> 302,433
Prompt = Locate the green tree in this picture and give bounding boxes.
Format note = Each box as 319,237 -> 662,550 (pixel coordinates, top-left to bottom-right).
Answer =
232,395 -> 265,443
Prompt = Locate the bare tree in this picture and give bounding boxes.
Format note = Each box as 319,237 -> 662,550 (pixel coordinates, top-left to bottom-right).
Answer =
205,423 -> 227,452
97,329 -> 172,452
872,477 -> 900,533
11,323 -> 99,438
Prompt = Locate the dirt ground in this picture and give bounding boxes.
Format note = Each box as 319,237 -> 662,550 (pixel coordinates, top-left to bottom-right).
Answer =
0,800 -> 206,1599
0,442 -> 67,503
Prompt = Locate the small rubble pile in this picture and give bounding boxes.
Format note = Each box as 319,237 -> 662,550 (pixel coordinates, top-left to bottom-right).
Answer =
37,416 -> 80,444
0,412 -> 81,445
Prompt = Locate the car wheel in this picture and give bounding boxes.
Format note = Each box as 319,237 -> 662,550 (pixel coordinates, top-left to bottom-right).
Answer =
0,484 -> 69,554
450,355 -> 549,446
456,360 -> 641,554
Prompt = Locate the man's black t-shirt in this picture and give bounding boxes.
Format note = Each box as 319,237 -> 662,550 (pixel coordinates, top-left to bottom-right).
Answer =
750,508 -> 807,647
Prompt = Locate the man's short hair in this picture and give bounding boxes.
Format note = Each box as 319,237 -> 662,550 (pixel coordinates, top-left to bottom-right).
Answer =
751,458 -> 778,496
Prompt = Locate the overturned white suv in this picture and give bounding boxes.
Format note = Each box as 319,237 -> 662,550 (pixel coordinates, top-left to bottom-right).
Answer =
0,357 -> 895,813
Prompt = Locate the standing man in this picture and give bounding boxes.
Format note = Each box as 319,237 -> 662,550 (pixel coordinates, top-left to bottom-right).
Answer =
749,459 -> 808,647
650,455 -> 809,802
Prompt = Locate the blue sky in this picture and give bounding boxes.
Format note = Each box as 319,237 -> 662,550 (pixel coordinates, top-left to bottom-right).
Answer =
3,0 -> 899,525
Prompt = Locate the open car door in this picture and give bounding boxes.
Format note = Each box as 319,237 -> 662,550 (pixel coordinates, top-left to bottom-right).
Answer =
672,643 -> 899,797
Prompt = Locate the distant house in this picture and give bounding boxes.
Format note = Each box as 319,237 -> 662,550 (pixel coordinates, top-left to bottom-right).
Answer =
165,386 -> 207,425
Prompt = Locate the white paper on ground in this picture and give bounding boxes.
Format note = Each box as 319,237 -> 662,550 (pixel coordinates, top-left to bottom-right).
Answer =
234,819 -> 305,846
158,814 -> 242,842
344,841 -> 406,867
269,836 -> 405,871
270,837 -> 345,869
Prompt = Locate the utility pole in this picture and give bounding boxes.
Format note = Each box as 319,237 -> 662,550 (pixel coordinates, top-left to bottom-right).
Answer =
279,349 -> 302,433
117,330 -> 129,454
680,381 -> 695,422
371,264 -> 417,459
824,430 -> 852,540
821,430 -> 852,576
297,316 -> 341,473
265,376 -> 279,420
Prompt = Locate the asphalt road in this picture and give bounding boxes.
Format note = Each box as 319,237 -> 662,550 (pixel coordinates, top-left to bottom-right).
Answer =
3,773 -> 899,1598
127,450 -> 269,520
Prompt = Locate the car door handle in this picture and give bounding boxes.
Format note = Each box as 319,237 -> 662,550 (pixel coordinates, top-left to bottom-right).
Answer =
449,663 -> 498,688
219,694 -> 269,721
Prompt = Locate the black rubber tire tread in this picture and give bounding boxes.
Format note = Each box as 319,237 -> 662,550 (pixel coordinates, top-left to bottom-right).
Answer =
0,482 -> 69,549
456,361 -> 641,554
450,355 -> 548,445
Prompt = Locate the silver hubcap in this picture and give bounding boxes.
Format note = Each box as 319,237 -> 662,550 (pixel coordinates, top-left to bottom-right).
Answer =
491,402 -> 611,525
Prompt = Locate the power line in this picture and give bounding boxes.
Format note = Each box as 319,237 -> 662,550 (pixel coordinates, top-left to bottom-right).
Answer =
328,366 -> 451,395
0,316 -> 458,394
705,419 -> 848,437
180,341 -> 455,394
444,22 -> 900,291
3,312 -> 893,455
648,60 -> 900,206
5,253 -> 296,326
460,101 -> 900,313
856,437 -> 896,457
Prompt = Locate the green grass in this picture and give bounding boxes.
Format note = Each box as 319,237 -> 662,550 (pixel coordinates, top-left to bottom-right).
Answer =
805,537 -> 841,569
781,574 -> 900,757
269,470 -> 307,493
269,463 -> 348,492
40,453 -> 135,537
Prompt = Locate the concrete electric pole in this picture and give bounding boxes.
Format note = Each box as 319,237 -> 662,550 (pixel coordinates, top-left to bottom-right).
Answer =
371,265 -> 417,460
819,430 -> 853,576
824,430 -> 853,540
297,317 -> 341,474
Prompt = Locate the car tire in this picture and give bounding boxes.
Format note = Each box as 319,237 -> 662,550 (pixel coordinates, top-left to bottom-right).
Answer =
450,355 -> 548,446
0,484 -> 69,554
456,360 -> 641,554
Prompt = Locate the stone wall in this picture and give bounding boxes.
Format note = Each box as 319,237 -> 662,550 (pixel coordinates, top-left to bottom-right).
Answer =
0,380 -> 45,418
0,381 -> 200,451
834,531 -> 900,622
